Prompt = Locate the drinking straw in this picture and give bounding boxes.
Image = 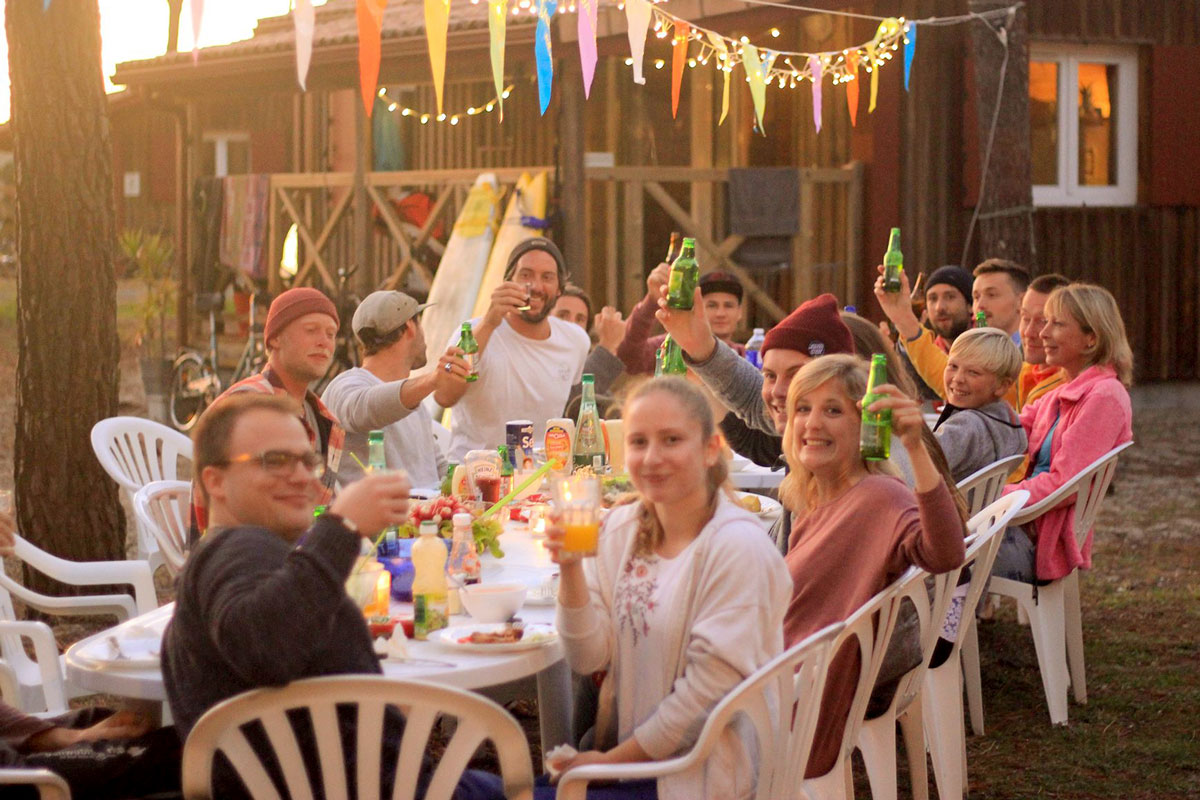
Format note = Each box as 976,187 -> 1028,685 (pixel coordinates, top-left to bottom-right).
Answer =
480,459 -> 561,519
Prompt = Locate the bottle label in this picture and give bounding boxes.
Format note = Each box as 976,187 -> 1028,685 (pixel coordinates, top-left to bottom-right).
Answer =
546,426 -> 572,467
413,592 -> 448,639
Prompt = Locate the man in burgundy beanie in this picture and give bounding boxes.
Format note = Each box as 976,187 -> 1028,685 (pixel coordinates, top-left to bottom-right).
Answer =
187,287 -> 347,545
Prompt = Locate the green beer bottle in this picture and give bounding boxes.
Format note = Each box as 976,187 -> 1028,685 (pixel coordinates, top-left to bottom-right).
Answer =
660,335 -> 688,376
975,310 -> 987,328
883,228 -> 903,293
666,237 -> 699,309
497,445 -> 514,496
458,322 -> 479,382
573,374 -> 607,470
860,353 -> 892,461
368,430 -> 398,556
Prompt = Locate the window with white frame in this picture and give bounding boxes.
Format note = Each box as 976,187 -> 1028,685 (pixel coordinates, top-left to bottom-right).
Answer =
200,132 -> 251,178
1029,44 -> 1137,206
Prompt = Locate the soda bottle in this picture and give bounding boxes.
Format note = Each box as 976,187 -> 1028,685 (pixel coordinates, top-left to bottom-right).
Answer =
412,520 -> 449,639
744,327 -> 765,369
860,353 -> 892,461
458,322 -> 479,382
666,237 -> 699,310
573,374 -> 607,470
975,310 -> 987,328
497,444 -> 514,496
368,430 -> 398,558
883,228 -> 903,293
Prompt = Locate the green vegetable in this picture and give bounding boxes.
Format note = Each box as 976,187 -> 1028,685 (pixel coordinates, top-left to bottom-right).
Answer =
472,518 -> 504,560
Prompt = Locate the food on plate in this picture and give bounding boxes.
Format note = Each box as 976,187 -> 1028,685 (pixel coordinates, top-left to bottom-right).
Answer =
472,517 -> 504,558
459,621 -> 525,645
367,616 -> 398,638
601,474 -> 635,507
737,494 -> 762,513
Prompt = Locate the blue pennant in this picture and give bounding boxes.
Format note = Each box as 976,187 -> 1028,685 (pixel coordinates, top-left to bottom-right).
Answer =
904,24 -> 917,91
535,0 -> 558,115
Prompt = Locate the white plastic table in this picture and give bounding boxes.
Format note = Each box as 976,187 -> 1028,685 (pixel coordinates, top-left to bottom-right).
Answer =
728,462 -> 786,491
64,522 -> 573,751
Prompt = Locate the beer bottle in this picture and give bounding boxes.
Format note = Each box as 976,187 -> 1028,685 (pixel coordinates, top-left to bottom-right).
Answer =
497,445 -> 514,496
975,310 -> 987,328
666,237 -> 699,310
458,322 -> 479,382
573,374 -> 607,470
860,353 -> 892,461
665,231 -> 682,264
368,430 -> 398,556
909,271 -> 926,318
883,228 -> 903,293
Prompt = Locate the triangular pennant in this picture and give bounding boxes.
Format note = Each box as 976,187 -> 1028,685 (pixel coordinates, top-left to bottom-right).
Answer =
742,42 -> 769,133
904,23 -> 917,91
578,0 -> 599,98
870,17 -> 901,113
671,22 -> 690,119
356,0 -> 387,117
624,0 -> 652,85
706,32 -> 730,125
845,51 -> 860,127
191,0 -> 204,62
425,0 -> 451,114
535,0 -> 558,115
294,0 -> 316,91
488,0 -> 508,121
809,55 -> 823,133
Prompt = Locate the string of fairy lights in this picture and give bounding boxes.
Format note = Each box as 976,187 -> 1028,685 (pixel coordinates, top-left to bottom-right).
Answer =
376,84 -> 515,125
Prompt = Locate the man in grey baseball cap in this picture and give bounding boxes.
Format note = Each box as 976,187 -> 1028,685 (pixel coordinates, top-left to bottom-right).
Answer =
321,290 -> 470,489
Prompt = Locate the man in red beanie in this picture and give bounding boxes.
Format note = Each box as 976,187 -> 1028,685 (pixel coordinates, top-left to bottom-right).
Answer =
188,286 -> 346,544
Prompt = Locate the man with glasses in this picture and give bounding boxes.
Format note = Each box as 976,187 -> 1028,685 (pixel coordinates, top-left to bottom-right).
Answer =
162,393 -> 507,798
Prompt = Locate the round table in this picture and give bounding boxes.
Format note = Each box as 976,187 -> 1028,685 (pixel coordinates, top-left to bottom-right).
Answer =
729,462 -> 785,491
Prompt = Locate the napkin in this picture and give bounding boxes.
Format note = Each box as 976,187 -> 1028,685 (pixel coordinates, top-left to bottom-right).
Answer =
544,744 -> 579,779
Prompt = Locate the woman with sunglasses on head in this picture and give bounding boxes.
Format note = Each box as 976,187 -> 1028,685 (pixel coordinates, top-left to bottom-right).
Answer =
543,378 -> 791,800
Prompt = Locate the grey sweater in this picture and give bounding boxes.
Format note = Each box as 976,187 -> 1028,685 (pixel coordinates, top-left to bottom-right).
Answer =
934,399 -> 1028,482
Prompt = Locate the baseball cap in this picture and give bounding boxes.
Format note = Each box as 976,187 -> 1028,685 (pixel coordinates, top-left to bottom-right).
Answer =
699,271 -> 743,301
351,291 -> 433,337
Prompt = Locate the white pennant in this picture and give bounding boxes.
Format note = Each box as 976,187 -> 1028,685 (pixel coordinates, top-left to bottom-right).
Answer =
624,0 -> 652,85
294,0 -> 315,90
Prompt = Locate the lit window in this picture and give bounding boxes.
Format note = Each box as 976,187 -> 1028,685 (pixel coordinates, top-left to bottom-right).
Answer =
1029,44 -> 1137,207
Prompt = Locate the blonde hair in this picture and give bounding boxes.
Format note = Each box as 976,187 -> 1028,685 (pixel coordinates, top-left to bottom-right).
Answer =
947,327 -> 1023,385
778,355 -> 899,514
625,377 -> 729,555
1045,284 -> 1134,386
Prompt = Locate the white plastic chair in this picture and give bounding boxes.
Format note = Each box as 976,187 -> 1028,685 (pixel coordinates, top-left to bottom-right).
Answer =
801,570 -> 913,800
90,416 -> 193,573
956,454 -> 1026,517
857,560 -> 963,800
181,675 -> 535,800
0,620 -> 70,715
133,480 -> 191,577
0,768 -> 71,800
920,492 -> 1027,800
968,442 -> 1130,726
0,533 -> 158,713
556,622 -> 844,800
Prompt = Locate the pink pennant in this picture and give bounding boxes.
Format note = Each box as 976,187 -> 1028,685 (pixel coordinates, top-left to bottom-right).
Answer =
294,0 -> 315,90
190,0 -> 204,63
809,55 -> 823,133
577,0 -> 598,98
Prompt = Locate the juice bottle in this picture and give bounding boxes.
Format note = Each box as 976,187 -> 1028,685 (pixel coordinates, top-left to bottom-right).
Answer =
412,521 -> 449,639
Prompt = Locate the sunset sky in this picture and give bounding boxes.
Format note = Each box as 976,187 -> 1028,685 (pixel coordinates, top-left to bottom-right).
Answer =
0,0 -> 325,123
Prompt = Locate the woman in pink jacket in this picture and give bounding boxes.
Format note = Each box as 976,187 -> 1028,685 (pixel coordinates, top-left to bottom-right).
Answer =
996,283 -> 1133,583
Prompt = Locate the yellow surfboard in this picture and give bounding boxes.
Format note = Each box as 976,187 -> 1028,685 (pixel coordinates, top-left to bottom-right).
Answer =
471,171 -> 549,318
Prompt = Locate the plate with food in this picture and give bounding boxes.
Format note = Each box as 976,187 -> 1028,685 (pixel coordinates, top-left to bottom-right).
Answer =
430,622 -> 558,653
733,491 -> 783,520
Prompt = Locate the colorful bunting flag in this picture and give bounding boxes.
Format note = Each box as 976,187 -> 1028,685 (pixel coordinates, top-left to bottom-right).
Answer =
870,17 -> 901,113
578,0 -> 598,98
742,43 -> 773,133
904,23 -> 917,91
671,22 -> 690,119
624,0 -> 652,86
191,0 -> 205,62
706,32 -> 730,126
294,0 -> 315,91
809,55 -> 823,133
846,51 -> 860,127
535,0 -> 558,115
356,0 -> 387,117
488,0 -> 507,121
425,0 -> 451,114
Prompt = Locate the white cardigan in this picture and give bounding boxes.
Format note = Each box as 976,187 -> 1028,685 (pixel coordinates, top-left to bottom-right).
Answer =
557,494 -> 792,800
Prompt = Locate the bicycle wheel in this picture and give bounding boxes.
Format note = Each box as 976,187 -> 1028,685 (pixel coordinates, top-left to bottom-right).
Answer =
168,352 -> 220,432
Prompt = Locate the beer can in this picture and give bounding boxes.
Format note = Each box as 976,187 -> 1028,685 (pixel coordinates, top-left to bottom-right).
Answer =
506,420 -> 535,471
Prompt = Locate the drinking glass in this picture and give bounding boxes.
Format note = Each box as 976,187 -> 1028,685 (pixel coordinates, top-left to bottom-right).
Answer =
550,474 -> 601,557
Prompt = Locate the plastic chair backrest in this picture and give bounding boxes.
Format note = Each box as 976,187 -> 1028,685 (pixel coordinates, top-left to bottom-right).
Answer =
90,416 -> 193,495
1009,442 -> 1131,548
0,768 -> 72,800
886,561 -> 964,721
956,454 -> 1026,517
133,480 -> 191,576
181,675 -> 535,800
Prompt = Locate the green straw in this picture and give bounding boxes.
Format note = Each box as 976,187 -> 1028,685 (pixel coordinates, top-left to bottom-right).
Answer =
480,459 -> 560,519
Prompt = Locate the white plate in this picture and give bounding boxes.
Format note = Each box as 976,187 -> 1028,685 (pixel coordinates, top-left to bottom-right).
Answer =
734,491 -> 783,519
74,634 -> 161,670
430,623 -> 558,652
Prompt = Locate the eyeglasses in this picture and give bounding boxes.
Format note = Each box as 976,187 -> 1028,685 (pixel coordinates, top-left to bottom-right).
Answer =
220,450 -> 325,480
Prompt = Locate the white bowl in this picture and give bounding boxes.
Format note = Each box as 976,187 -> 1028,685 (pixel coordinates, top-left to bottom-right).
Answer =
460,582 -> 527,623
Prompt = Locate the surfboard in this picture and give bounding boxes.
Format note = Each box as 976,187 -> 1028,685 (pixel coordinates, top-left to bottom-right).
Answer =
420,173 -> 501,370
470,170 -> 550,319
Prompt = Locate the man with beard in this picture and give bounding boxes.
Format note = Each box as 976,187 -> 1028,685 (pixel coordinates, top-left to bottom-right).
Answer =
189,287 -> 345,544
322,291 -> 470,490
889,265 -> 973,400
439,238 -> 590,462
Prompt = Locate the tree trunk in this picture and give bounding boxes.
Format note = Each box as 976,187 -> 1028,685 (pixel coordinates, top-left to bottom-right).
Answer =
968,0 -> 1036,269
7,0 -> 126,589
166,0 -> 184,53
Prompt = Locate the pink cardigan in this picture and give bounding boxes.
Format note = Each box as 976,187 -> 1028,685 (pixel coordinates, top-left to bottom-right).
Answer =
1003,365 -> 1132,581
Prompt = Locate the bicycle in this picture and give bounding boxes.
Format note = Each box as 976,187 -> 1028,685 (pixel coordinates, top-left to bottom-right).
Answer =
167,288 -> 269,432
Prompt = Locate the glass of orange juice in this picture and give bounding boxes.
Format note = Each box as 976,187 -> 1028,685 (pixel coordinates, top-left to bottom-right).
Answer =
550,474 -> 602,557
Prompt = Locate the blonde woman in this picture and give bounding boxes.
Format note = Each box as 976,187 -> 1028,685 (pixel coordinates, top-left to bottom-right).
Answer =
997,283 -> 1133,583
777,354 -> 965,778
545,377 -> 791,800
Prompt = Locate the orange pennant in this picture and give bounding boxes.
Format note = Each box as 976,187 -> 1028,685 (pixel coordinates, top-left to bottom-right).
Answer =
356,0 -> 387,118
671,22 -> 690,119
845,51 -> 860,127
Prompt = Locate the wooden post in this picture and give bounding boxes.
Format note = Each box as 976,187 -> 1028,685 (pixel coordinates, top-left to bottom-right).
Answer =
844,162 -> 865,309
623,180 -> 645,309
793,169 -> 816,305
690,66 -> 714,266
175,100 -> 191,349
353,99 -> 372,292
559,54 -> 587,285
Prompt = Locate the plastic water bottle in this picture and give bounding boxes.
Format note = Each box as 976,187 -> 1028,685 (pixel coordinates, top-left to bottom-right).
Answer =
745,328 -> 765,369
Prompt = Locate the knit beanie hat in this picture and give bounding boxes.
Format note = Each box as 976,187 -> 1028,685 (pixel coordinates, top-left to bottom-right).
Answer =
504,237 -> 569,284
762,293 -> 854,358
264,287 -> 339,345
926,265 -> 974,304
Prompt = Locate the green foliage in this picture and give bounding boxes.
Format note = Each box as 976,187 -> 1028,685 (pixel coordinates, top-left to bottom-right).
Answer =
118,229 -> 175,359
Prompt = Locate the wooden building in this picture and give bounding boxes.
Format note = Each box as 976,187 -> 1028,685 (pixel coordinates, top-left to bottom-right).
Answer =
110,0 -> 1200,381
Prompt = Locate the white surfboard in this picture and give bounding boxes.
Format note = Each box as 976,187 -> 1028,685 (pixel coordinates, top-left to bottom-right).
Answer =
471,170 -> 550,318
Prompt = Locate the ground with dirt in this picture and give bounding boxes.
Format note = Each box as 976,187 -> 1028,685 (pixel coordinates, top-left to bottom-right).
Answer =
0,277 -> 1196,797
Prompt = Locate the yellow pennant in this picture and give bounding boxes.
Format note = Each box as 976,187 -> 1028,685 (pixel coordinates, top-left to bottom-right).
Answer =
488,0 -> 507,121
425,0 -> 451,114
869,17 -> 901,113
706,32 -> 730,125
